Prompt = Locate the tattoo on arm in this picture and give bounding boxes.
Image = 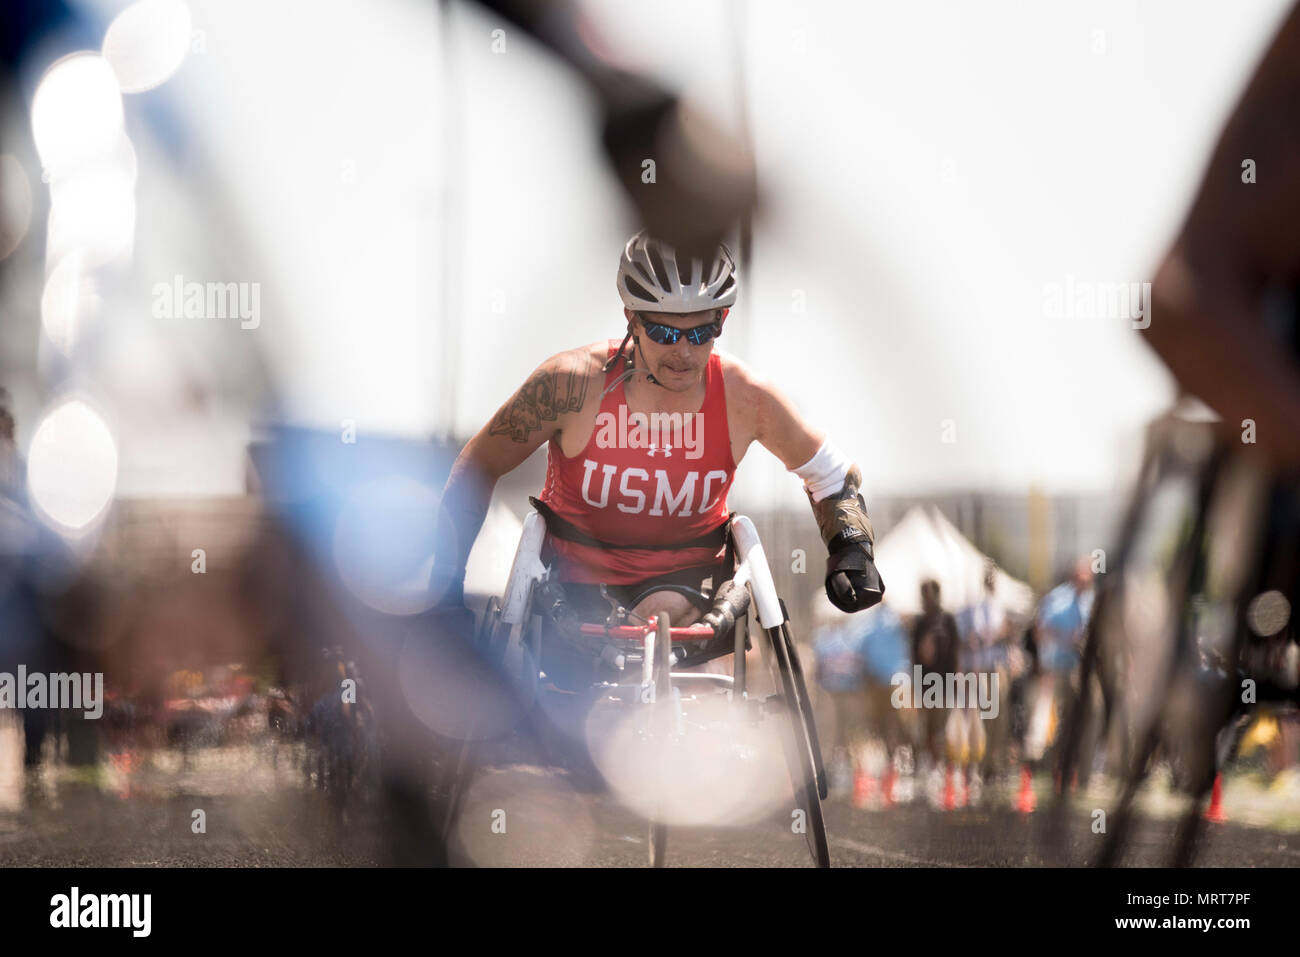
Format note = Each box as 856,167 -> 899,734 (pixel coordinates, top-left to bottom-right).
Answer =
487,352 -> 591,443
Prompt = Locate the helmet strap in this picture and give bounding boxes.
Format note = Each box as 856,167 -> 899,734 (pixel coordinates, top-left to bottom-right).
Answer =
598,323 -> 664,397
602,327 -> 635,373
631,335 -> 664,388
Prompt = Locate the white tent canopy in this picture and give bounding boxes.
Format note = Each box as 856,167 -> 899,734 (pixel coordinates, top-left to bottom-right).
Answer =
874,505 -> 1034,617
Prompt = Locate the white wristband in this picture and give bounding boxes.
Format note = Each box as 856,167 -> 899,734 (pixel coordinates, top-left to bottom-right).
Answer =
791,438 -> 851,503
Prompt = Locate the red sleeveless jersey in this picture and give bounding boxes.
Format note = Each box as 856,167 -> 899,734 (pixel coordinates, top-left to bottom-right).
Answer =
537,338 -> 737,584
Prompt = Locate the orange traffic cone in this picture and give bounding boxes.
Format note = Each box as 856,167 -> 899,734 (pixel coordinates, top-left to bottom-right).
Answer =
1204,773 -> 1227,823
853,769 -> 876,809
1016,765 -> 1036,814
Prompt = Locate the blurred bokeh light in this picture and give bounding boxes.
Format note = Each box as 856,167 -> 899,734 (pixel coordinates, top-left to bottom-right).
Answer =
26,397 -> 119,534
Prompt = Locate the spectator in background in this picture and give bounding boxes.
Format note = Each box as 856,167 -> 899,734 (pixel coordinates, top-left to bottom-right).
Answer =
953,564 -> 1013,796
959,565 -> 1010,673
812,616 -> 868,788
1036,558 -> 1095,674
1024,558 -> 1096,765
813,600 -> 911,805
859,603 -> 910,757
858,603 -> 912,803
911,579 -> 959,789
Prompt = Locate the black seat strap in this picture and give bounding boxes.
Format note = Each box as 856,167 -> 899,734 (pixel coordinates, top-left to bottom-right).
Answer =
715,512 -> 737,593
529,496 -> 730,553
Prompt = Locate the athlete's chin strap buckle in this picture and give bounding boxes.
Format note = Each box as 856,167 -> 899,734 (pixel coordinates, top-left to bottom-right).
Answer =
635,334 -> 663,386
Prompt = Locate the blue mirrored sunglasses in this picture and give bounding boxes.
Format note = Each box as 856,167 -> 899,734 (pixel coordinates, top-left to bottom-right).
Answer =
639,317 -> 723,346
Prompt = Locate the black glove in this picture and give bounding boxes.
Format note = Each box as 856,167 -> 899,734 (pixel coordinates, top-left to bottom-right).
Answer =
825,534 -> 885,613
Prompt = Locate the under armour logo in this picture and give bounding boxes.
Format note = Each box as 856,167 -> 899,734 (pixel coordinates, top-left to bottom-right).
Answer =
647,443 -> 673,457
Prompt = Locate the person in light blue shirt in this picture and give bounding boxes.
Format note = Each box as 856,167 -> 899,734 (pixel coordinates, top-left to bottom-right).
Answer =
954,565 -> 1016,786
812,620 -> 867,695
1036,560 -> 1095,675
858,604 -> 911,686
812,604 -> 911,795
1023,559 -> 1096,764
857,603 -> 911,768
957,564 -> 1011,674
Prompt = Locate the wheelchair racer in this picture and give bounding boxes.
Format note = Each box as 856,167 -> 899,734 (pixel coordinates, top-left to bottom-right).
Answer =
430,231 -> 884,687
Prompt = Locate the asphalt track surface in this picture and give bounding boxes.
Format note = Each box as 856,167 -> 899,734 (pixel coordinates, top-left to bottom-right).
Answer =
2,747 -> 1298,867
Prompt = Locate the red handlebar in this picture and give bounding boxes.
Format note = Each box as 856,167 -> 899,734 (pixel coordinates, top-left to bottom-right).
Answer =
578,619 -> 715,641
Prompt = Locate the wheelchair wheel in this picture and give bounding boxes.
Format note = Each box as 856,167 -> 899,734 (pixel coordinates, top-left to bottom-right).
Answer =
648,611 -> 673,868
1048,413 -> 1269,867
762,613 -> 831,868
431,729 -> 476,845
779,600 -> 828,800
432,595 -> 513,848
475,596 -> 504,660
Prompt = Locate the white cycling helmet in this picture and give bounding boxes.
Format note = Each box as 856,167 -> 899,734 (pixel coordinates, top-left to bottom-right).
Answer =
616,230 -> 738,312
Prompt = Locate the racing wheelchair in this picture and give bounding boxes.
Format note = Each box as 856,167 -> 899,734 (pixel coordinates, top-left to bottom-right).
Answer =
439,506 -> 832,867
1045,406 -> 1300,866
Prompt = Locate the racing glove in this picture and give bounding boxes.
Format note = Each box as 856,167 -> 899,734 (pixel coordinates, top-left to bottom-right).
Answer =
809,464 -> 885,613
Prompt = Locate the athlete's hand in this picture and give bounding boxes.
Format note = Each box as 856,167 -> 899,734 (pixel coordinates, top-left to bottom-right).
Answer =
825,540 -> 885,613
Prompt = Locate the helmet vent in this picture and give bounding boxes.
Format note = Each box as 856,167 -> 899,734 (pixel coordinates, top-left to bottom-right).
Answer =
646,245 -> 672,291
623,276 -> 656,303
682,258 -> 697,288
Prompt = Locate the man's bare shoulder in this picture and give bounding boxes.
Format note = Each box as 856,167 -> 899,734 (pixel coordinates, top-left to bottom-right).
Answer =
716,348 -> 769,407
575,340 -> 614,376
486,343 -> 607,443
556,341 -> 612,399
715,348 -> 822,464
536,341 -> 608,388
